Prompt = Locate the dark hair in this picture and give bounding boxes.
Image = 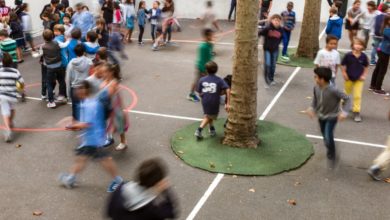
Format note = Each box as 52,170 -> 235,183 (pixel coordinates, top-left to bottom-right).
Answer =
367,0 -> 377,9
314,67 -> 332,82
93,60 -> 105,67
287,1 -> 294,7
86,31 -> 98,42
74,44 -> 85,57
43,29 -> 54,42
325,34 -> 338,43
97,47 -> 108,60
51,0 -> 60,5
206,0 -> 212,7
57,3 -> 64,11
2,52 -> 13,68
353,0 -> 361,5
54,24 -> 65,34
381,3 -> 389,12
138,0 -> 145,9
202,28 -> 214,38
114,2 -> 120,9
71,28 -> 82,39
206,61 -> 218,74
78,80 -> 91,94
382,15 -> 390,35
106,63 -> 121,80
334,0 -> 343,8
9,12 -> 18,22
136,158 -> 167,188
0,29 -> 8,37
224,74 -> 232,87
64,13 -> 71,20
21,3 -> 28,11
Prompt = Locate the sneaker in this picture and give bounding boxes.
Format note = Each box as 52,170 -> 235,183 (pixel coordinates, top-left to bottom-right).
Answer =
353,112 -> 362,122
369,62 -> 377,66
56,95 -> 67,102
187,93 -> 200,102
367,165 -> 382,181
373,89 -> 390,96
47,102 -> 56,108
270,81 -> 277,86
152,46 -> 159,51
209,128 -> 217,137
58,173 -> 76,189
368,86 -> 375,91
281,55 -> 290,62
4,130 -> 12,143
107,179 -> 122,193
138,42 -> 144,46
194,129 -> 203,141
103,138 -> 115,147
115,143 -> 128,151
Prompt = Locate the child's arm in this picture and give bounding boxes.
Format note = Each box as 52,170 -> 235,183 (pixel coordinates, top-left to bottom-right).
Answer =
225,88 -> 231,112
336,89 -> 351,120
341,65 -> 349,81
66,122 -> 89,130
307,87 -> 317,119
57,39 -> 70,49
360,66 -> 369,81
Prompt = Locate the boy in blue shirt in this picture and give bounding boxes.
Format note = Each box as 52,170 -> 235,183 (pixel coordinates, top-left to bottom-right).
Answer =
83,31 -> 100,60
59,80 -> 123,192
325,7 -> 343,40
195,61 -> 230,140
280,2 -> 296,62
67,28 -> 81,62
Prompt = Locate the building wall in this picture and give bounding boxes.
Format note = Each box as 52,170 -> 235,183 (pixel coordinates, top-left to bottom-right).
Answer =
5,0 -> 370,36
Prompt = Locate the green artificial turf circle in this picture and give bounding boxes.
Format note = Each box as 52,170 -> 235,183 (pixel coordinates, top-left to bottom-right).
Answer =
171,120 -> 314,176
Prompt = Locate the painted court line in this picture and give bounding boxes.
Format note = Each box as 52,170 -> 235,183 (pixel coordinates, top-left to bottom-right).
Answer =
259,67 -> 301,120
127,110 -> 202,121
306,134 -> 387,149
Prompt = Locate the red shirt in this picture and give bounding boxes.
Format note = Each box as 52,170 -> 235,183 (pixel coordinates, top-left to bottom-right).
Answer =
0,6 -> 11,17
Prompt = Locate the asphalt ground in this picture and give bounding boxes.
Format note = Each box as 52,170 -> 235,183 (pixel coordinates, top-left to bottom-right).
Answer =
0,19 -> 390,220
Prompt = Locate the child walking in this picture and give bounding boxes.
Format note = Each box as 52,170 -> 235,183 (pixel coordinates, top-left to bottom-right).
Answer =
345,0 -> 362,45
341,38 -> 369,122
137,1 -> 147,45
0,53 -> 24,142
307,67 -> 351,167
59,80 -> 123,192
187,29 -> 214,102
195,61 -> 230,140
149,1 -> 161,43
280,2 -> 296,62
258,14 -> 283,86
20,3 -> 35,53
9,12 -> 24,63
357,1 -> 380,48
314,35 -> 341,85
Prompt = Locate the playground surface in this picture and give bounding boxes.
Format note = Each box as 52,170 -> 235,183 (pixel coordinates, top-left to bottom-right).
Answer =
1,20 -> 390,220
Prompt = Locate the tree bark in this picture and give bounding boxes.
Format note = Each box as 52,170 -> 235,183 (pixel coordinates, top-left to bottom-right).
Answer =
296,0 -> 322,59
223,0 -> 259,149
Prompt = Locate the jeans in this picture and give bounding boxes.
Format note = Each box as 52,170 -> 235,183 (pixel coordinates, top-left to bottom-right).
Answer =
362,28 -> 370,47
164,24 -> 172,42
282,29 -> 291,56
344,80 -> 364,113
228,0 -> 236,20
46,67 -> 66,103
319,118 -> 338,160
370,51 -> 390,90
151,24 -> 157,41
370,37 -> 381,63
263,49 -> 279,84
70,87 -> 80,121
41,64 -> 48,96
138,25 -> 144,43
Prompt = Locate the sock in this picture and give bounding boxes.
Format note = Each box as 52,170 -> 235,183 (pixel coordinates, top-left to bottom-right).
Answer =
114,176 -> 123,183
210,126 -> 215,131
198,127 -> 203,132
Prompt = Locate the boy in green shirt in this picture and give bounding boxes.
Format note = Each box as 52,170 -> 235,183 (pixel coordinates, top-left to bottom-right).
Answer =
188,29 -> 214,102
0,30 -> 18,69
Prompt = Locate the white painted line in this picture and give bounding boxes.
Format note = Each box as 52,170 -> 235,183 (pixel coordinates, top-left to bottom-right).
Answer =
319,27 -> 327,41
306,134 -> 386,149
259,67 -> 302,120
186,174 -> 224,220
127,110 -> 202,121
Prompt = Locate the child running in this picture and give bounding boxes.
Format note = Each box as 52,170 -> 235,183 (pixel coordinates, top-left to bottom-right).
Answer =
0,52 -> 24,142
195,61 -> 230,140
307,67 -> 351,168
314,35 -> 341,85
59,80 -> 123,192
341,38 -> 368,122
188,29 -> 214,102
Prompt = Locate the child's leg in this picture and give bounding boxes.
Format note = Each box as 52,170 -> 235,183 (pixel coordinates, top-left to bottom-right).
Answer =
151,24 -> 156,41
352,80 -> 364,113
263,50 -> 271,84
41,64 -> 48,97
199,117 -> 210,129
323,119 -> 338,160
56,67 -> 67,98
46,69 -> 56,103
344,80 -> 353,96
70,156 -> 89,175
138,25 -> 144,43
269,50 -> 279,82
282,30 -> 289,56
127,28 -> 133,42
100,156 -> 119,178
120,133 -> 126,144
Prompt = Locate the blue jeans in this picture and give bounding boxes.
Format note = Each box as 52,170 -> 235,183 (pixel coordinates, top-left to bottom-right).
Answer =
319,118 -> 338,160
263,49 -> 279,84
70,87 -> 80,121
228,0 -> 236,20
282,30 -> 291,56
151,24 -> 157,41
371,37 -> 381,63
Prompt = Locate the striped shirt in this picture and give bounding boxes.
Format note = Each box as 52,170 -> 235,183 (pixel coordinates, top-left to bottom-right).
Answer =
0,38 -> 18,63
0,67 -> 24,102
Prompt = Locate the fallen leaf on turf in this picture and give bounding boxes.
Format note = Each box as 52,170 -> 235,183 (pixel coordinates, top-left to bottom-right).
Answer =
15,144 -> 22,148
306,96 -> 312,100
287,199 -> 297,206
209,162 -> 215,169
294,182 -> 301,186
178,137 -> 184,140
384,178 -> 390,183
249,188 -> 255,193
177,151 -> 184,154
33,210 -> 43,216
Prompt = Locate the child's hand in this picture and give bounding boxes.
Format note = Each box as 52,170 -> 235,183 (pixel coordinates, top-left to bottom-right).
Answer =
359,75 -> 366,81
342,74 -> 349,81
306,109 -> 315,119
338,113 -> 347,122
225,104 -> 230,112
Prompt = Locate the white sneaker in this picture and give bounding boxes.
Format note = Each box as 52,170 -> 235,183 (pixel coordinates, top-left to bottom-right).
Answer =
4,130 -> 12,143
47,102 -> 56,108
115,143 -> 127,151
41,95 -> 47,101
56,96 -> 67,103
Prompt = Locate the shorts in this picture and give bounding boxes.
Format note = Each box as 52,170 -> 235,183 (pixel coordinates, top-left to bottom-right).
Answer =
0,99 -> 15,117
194,68 -> 206,86
345,19 -> 360,30
24,32 -> 32,42
75,146 -> 110,160
15,38 -> 25,47
205,114 -> 218,120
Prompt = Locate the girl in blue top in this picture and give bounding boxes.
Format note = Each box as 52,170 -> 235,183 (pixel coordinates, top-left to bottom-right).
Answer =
370,15 -> 390,96
137,1 -> 148,45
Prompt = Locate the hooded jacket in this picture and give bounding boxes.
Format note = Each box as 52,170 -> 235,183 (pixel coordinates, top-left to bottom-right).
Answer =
107,181 -> 177,220
66,56 -> 92,95
326,15 -> 343,39
54,35 -> 68,67
83,42 -> 100,60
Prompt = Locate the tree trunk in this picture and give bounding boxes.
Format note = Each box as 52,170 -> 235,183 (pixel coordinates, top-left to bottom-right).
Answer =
223,0 -> 259,149
296,0 -> 322,59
